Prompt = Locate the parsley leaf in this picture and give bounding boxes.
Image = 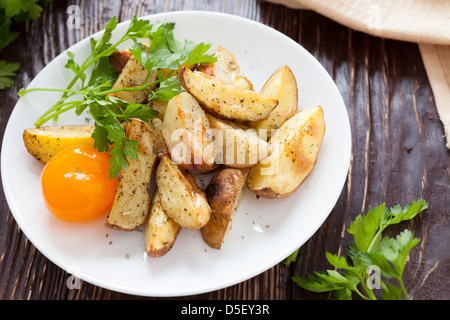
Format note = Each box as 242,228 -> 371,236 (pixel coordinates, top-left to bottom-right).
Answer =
129,22 -> 217,102
179,40 -> 217,65
65,51 -> 86,87
348,199 -> 428,253
87,39 -> 119,87
293,269 -> 360,293
91,16 -> 118,56
3,0 -> 38,18
91,124 -> 110,153
0,16 -> 19,51
364,229 -> 420,279
148,72 -> 183,101
88,95 -> 144,178
283,248 -> 300,267
347,203 -> 385,252
126,15 -> 154,38
120,102 -> 159,122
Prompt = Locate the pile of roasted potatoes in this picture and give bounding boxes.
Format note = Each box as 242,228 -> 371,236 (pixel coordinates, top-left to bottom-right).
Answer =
23,45 -> 326,258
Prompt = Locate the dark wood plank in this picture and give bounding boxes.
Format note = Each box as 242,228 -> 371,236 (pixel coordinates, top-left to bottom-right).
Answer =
0,0 -> 448,300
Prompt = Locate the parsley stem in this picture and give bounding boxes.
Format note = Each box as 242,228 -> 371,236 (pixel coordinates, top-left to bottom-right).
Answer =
367,222 -> 390,253
30,77 -> 157,127
358,273 -> 377,300
20,87 -> 85,95
54,35 -> 130,104
353,286 -> 371,300
99,79 -> 161,96
34,99 -> 81,127
366,230 -> 383,253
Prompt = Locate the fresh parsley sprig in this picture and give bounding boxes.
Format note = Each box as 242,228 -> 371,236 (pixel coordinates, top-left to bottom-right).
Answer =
1,0 -> 54,89
286,199 -> 429,300
128,22 -> 216,101
18,16 -> 217,178
0,60 -> 20,89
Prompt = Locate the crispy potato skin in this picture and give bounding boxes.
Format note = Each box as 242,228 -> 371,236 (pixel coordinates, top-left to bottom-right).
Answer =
156,154 -> 211,229
251,66 -> 298,140
145,191 -> 181,258
162,92 -> 216,174
106,119 -> 158,230
247,106 -> 325,199
109,50 -> 132,73
201,168 -> 248,249
180,67 -> 278,122
23,125 -> 95,164
197,46 -> 240,84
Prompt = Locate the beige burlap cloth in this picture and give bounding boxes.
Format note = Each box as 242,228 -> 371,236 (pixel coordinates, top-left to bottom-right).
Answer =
265,0 -> 450,148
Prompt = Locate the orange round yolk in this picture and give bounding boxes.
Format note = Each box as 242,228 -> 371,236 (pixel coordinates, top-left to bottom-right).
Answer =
41,145 -> 117,222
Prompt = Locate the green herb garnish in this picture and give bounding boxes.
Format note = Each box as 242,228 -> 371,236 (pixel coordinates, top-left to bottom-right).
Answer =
0,60 -> 20,89
286,199 -> 429,300
18,16 -> 217,178
0,0 -> 54,89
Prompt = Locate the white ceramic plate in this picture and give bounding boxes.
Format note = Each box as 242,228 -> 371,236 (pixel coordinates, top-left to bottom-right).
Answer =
1,11 -> 351,297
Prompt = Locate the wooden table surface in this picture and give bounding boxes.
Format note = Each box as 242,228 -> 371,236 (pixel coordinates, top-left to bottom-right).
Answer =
0,0 -> 449,300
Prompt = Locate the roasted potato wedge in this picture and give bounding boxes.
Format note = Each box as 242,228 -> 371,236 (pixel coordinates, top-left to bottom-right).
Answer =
156,153 -> 211,229
23,125 -> 95,164
121,117 -> 166,157
146,117 -> 167,157
106,119 -> 158,230
206,114 -> 272,168
251,66 -> 298,140
108,45 -> 157,103
180,67 -> 278,122
197,46 -> 240,84
144,190 -> 181,258
201,168 -> 248,249
162,92 -> 216,174
232,76 -> 254,91
247,106 -> 325,199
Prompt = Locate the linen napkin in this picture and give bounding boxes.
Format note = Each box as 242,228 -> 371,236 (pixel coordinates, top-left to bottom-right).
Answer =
264,0 -> 450,148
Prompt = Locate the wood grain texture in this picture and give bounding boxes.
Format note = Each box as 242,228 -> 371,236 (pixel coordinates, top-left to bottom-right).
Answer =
0,0 -> 449,300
